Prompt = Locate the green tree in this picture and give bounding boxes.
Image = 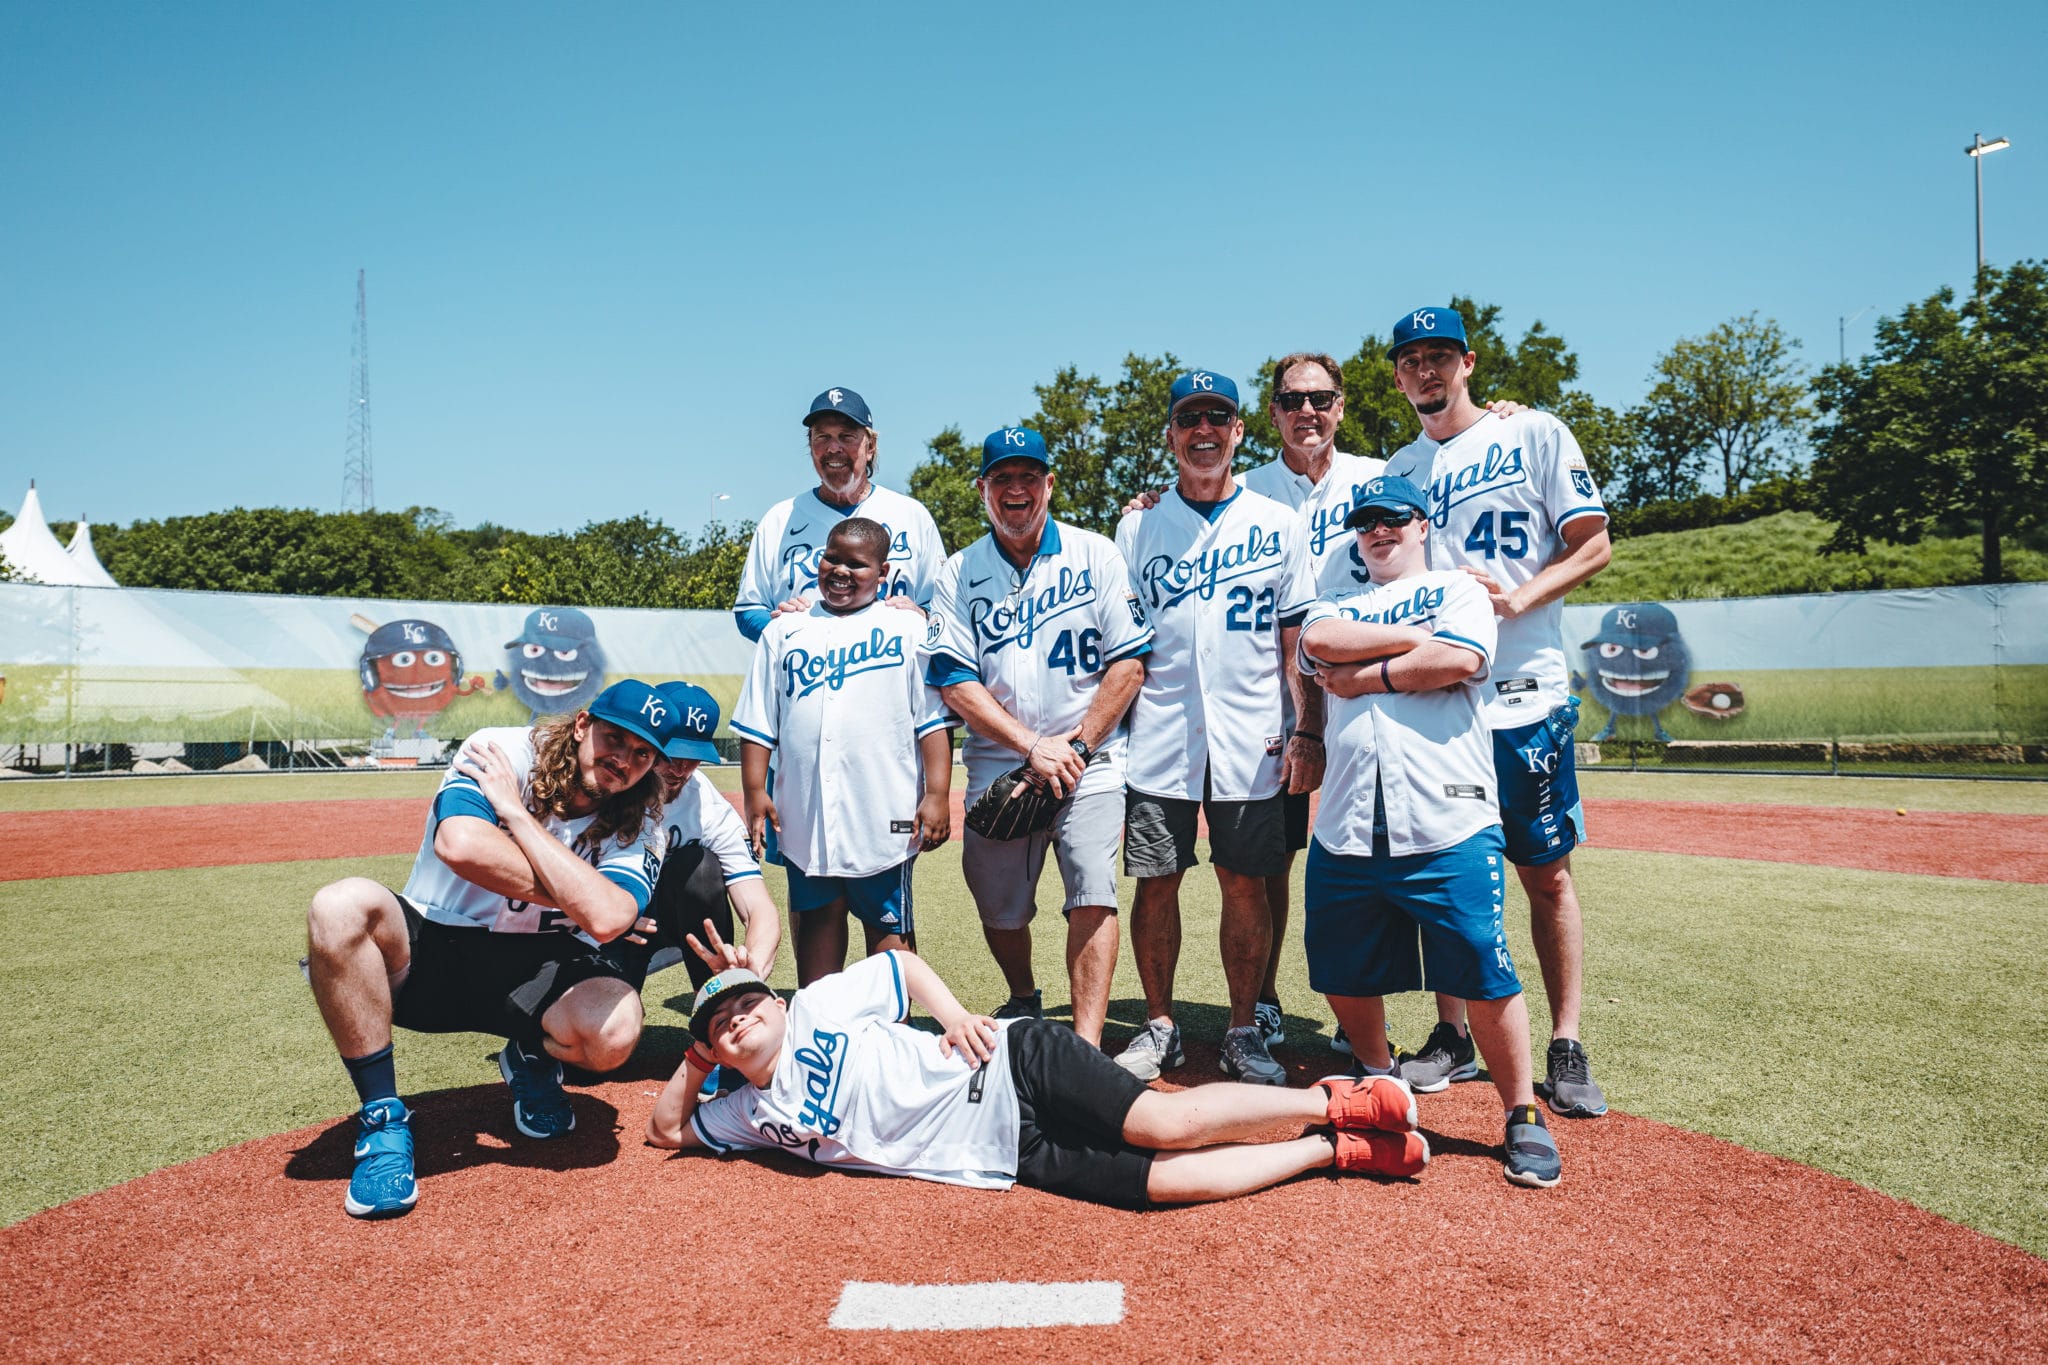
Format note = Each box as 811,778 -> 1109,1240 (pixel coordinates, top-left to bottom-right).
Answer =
907,426 -> 988,555
1811,262 -> 2048,582
1638,314 -> 1811,496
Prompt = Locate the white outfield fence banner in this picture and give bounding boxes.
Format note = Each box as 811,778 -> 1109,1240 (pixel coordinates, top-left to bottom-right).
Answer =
0,581 -> 755,770
0,580 -> 2040,773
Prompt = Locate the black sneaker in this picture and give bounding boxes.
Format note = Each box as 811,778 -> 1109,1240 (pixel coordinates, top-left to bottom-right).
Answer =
992,989 -> 1043,1021
1504,1103 -> 1562,1188
1398,1021 -> 1480,1093
1254,999 -> 1284,1047
1539,1038 -> 1609,1117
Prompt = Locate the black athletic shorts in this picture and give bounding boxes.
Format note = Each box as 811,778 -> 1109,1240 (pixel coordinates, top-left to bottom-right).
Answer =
1283,789 -> 1311,854
389,895 -> 642,1046
1007,1019 -> 1154,1209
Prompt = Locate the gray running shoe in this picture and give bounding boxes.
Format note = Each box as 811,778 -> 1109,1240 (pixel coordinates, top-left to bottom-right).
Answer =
1539,1038 -> 1609,1118
1113,1020 -> 1184,1081
1399,1021 -> 1480,1093
1504,1103 -> 1562,1188
1254,1000 -> 1284,1047
1220,1025 -> 1287,1086
992,989 -> 1043,1022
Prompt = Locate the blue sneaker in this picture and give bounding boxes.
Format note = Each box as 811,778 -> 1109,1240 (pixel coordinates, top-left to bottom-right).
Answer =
498,1040 -> 576,1139
345,1097 -> 418,1219
1504,1104 -> 1562,1188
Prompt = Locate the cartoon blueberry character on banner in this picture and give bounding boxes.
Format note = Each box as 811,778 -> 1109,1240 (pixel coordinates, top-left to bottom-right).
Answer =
503,606 -> 606,719
352,614 -> 488,738
1577,602 -> 1690,742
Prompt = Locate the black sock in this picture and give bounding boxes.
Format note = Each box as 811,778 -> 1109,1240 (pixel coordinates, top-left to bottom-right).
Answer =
343,1044 -> 397,1107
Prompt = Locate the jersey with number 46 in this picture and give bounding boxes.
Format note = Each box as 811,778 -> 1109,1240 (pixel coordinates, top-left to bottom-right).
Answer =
924,520 -> 1154,799
1384,410 -> 1607,729
402,726 -> 663,943
1115,488 -> 1315,801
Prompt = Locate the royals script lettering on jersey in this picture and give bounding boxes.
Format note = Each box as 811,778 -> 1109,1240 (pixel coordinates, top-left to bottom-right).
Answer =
924,520 -> 1153,798
733,486 -> 944,632
1384,410 -> 1607,728
1115,488 -> 1315,801
690,952 -> 1023,1189
732,601 -> 951,878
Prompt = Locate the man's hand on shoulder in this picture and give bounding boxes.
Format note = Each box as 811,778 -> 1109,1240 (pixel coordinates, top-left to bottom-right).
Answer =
882,596 -> 927,616
773,595 -> 811,617
1121,486 -> 1167,516
452,739 -> 527,823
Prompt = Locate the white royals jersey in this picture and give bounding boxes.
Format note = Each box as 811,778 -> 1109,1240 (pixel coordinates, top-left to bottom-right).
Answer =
657,769 -> 763,888
924,520 -> 1154,799
1241,449 -> 1390,597
731,600 -> 951,879
1299,572 -> 1500,857
734,485 -> 945,626
691,951 -> 1021,1190
402,726 -> 663,942
1384,410 -> 1607,729
1115,487 -> 1316,802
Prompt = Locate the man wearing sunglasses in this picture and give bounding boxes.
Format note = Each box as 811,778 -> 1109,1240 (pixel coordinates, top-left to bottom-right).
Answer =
1380,306 -> 1613,1121
1112,371 -> 1317,1087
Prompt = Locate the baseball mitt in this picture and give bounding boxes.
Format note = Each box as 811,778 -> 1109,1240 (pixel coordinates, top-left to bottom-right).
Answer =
965,765 -> 1063,841
1682,681 -> 1746,719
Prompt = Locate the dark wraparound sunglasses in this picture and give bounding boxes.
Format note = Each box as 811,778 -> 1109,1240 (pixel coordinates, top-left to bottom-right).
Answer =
1172,409 -> 1236,430
1349,508 -> 1420,533
1275,389 -> 1339,413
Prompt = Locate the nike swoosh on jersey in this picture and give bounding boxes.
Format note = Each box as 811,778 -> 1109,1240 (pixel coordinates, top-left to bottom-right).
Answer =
789,523 -> 809,535
968,575 -> 990,588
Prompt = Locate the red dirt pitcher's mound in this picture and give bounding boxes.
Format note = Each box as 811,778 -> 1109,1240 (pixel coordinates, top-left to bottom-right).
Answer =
2,1078 -> 2041,1361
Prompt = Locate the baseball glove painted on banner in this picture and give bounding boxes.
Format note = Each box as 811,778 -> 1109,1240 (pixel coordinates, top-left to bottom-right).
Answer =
965,765 -> 1063,841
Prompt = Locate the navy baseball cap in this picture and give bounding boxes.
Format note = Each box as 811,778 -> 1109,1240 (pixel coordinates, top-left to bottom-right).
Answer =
689,967 -> 777,1042
979,427 -> 1050,475
803,387 -> 874,429
1581,602 -> 1681,649
655,680 -> 724,764
586,679 -> 687,757
504,606 -> 597,652
1168,370 -> 1240,417
1386,306 -> 1470,359
1342,475 -> 1431,525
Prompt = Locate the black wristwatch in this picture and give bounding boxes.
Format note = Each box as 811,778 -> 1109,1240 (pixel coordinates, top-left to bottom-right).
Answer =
1069,737 -> 1093,762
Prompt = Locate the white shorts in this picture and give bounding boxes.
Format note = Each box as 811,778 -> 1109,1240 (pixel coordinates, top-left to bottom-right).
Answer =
962,784 -> 1123,931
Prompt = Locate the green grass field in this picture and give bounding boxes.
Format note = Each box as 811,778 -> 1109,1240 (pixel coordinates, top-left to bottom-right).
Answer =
2,773 -> 2044,1258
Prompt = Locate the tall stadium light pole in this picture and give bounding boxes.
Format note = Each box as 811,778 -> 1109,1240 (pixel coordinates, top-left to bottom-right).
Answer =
709,492 -> 730,525
1965,133 -> 2010,283
1839,305 -> 1873,364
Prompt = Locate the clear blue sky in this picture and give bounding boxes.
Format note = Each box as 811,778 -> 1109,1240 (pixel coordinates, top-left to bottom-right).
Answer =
3,1 -> 2042,536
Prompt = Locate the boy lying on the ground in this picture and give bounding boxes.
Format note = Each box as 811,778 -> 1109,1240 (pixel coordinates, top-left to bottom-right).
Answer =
647,931 -> 1426,1208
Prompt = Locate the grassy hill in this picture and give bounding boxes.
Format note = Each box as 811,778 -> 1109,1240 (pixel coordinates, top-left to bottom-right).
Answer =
1572,511 -> 2048,603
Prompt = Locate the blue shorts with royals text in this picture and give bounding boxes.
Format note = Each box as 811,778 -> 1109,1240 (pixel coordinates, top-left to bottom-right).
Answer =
1492,698 -> 1586,867
1303,827 -> 1522,1002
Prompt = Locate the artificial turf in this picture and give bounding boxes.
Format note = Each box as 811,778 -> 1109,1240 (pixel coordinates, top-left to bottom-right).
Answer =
2,828 -> 2043,1258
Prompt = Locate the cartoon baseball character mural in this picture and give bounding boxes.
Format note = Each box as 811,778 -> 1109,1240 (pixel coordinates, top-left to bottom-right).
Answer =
501,607 -> 607,720
351,614 -> 488,738
1576,602 -> 1692,742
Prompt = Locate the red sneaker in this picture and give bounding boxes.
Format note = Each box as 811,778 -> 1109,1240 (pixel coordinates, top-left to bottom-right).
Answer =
1321,1075 -> 1418,1133
1334,1129 -> 1429,1178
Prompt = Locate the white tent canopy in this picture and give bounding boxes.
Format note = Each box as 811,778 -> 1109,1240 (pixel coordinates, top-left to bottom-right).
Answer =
65,518 -> 119,588
2,483 -> 115,587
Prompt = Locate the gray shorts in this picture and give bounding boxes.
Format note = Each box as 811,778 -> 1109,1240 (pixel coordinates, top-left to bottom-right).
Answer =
1124,786 -> 1289,880
963,784 -> 1123,931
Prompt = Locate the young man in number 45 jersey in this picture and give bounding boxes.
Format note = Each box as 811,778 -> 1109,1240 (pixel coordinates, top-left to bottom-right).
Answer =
1381,306 -> 1613,1119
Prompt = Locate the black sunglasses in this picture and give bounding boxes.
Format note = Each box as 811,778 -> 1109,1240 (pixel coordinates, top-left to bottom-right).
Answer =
1274,389 -> 1339,413
1172,409 -> 1236,430
1348,508 -> 1420,533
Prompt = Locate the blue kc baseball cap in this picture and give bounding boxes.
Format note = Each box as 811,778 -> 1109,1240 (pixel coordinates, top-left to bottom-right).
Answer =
980,427 -> 1050,475
1168,370 -> 1240,417
803,386 -> 874,429
503,605 -> 598,652
1343,475 -> 1431,525
586,678 -> 687,758
654,680 -> 724,764
1386,306 -> 1470,359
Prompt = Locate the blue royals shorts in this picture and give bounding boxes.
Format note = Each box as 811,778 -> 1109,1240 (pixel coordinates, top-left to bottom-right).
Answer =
786,858 -> 915,937
1492,698 -> 1587,867
1303,827 -> 1522,1002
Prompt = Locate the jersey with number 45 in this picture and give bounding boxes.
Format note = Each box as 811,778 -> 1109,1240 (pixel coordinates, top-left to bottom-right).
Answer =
1115,488 -> 1315,801
402,726 -> 663,943
924,520 -> 1153,799
1384,410 -> 1607,729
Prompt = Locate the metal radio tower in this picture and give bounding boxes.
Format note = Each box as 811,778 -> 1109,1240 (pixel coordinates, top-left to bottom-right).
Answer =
342,269 -> 374,511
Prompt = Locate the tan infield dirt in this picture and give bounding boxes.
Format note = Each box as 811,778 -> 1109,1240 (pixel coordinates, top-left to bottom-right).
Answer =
4,795 -> 2044,884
